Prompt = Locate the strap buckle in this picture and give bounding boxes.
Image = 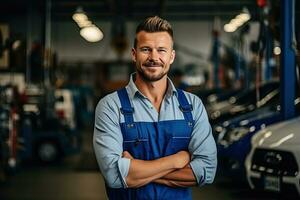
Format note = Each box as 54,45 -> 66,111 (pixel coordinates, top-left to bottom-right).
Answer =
120,107 -> 134,114
179,104 -> 193,112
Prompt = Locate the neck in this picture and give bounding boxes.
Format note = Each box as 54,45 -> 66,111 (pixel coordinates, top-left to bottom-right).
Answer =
135,74 -> 168,111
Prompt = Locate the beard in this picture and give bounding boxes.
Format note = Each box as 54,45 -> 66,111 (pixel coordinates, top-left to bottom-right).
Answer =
136,60 -> 169,82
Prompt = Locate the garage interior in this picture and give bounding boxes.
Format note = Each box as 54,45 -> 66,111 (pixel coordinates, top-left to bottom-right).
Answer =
1,0 -> 300,199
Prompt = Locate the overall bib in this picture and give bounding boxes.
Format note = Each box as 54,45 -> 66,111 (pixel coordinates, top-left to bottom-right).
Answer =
106,88 -> 194,200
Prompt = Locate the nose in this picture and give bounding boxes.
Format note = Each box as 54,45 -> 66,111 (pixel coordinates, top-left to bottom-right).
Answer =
149,49 -> 159,61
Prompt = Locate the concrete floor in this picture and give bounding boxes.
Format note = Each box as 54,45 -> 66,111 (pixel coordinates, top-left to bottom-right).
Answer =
0,131 -> 288,200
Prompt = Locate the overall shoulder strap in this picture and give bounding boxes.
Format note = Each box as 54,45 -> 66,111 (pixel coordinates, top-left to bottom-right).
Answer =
117,88 -> 134,125
176,89 -> 194,127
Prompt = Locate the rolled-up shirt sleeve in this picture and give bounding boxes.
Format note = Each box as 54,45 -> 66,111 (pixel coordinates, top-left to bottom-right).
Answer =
188,94 -> 217,186
93,95 -> 130,188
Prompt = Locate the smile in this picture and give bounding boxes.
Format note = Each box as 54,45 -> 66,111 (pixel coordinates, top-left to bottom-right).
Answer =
143,63 -> 163,68
144,65 -> 162,68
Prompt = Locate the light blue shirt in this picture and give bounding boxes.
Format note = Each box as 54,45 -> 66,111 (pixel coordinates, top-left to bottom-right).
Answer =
93,74 -> 217,188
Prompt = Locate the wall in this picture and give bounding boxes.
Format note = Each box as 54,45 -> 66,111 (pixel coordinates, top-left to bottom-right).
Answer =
51,20 -> 234,71
4,16 -> 259,72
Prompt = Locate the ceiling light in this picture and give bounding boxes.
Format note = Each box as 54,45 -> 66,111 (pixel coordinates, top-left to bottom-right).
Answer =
224,24 -> 237,33
273,47 -> 281,55
12,40 -> 21,50
224,7 -> 251,33
230,18 -> 243,27
80,25 -> 104,42
236,13 -> 251,23
72,13 -> 88,23
238,7 -> 251,22
72,7 -> 88,23
77,20 -> 92,28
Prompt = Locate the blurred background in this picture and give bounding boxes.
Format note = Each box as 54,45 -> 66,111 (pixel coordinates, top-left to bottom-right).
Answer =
0,0 -> 300,199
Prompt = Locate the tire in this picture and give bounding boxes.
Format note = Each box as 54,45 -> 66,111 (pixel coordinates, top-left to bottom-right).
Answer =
36,141 -> 61,163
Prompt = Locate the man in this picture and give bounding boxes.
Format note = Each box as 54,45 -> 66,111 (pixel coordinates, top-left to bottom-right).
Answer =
93,16 -> 217,200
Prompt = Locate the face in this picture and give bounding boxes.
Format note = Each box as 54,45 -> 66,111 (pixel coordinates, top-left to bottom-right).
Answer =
132,31 -> 175,82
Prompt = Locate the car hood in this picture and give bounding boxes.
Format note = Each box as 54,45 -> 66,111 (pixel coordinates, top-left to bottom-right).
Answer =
253,116 -> 300,147
221,106 -> 277,127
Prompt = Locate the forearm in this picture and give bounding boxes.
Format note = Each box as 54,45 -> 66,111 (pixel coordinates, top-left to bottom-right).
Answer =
125,151 -> 190,188
153,165 -> 197,187
127,167 -> 175,188
161,166 -> 196,182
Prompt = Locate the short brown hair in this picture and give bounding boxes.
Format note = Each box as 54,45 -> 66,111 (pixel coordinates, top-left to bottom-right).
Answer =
134,16 -> 173,48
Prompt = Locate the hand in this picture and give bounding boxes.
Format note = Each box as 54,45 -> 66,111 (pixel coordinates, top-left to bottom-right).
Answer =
123,151 -> 134,159
173,151 -> 190,169
184,164 -> 191,169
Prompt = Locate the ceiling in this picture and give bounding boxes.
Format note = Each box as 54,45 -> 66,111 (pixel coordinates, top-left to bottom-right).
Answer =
1,0 -> 257,21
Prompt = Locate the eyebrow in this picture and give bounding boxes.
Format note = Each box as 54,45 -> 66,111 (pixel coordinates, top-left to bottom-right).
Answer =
139,46 -> 150,48
137,46 -> 170,51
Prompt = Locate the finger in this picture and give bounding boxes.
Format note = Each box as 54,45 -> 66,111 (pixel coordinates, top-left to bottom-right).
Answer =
122,151 -> 129,157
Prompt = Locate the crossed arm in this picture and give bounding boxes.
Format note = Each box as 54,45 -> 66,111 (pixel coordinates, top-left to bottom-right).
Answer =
94,94 -> 217,189
122,151 -> 197,188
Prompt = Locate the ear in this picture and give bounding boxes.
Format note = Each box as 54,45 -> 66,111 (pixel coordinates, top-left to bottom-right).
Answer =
170,50 -> 176,65
131,48 -> 137,63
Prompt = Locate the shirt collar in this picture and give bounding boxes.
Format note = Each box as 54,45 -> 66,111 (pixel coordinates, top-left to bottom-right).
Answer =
126,73 -> 178,100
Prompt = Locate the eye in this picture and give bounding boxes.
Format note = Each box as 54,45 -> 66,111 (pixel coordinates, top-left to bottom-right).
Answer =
158,48 -> 167,53
140,47 -> 151,53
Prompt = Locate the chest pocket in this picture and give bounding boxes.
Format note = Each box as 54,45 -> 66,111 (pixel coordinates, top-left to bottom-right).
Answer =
169,120 -> 193,152
172,135 -> 191,151
120,123 -> 150,160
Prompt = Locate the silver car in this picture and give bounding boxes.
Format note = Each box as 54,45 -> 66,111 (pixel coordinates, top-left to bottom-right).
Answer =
246,116 -> 300,196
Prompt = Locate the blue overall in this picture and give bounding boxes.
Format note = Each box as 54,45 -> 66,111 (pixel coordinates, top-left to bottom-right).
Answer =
106,88 -> 194,200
